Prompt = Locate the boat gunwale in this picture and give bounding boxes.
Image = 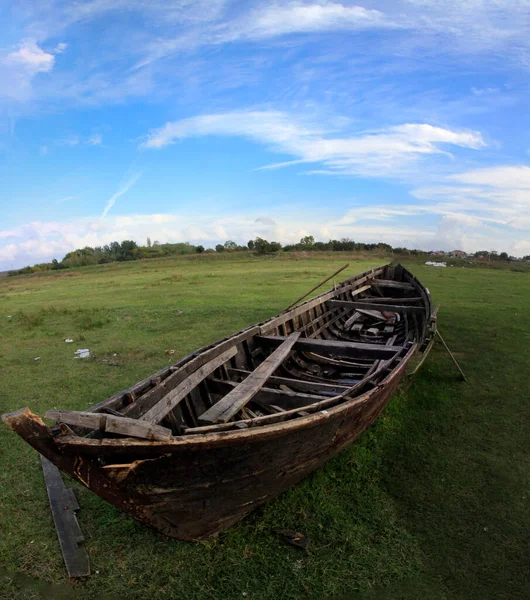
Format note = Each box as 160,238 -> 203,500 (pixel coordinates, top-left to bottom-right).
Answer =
85,262 -> 391,416
6,262 -> 428,451
52,341 -> 416,452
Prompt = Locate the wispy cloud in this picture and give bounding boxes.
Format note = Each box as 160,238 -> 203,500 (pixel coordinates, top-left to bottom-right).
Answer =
142,110 -> 485,177
56,195 -> 77,205
0,39 -> 56,102
101,171 -> 142,218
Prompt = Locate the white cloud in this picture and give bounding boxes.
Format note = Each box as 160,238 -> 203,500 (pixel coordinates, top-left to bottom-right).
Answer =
2,190 -> 529,271
142,110 -> 485,177
471,87 -> 499,95
88,133 -> 102,145
222,2 -> 388,41
53,42 -> 68,54
449,165 -> 530,189
3,39 -> 54,74
101,172 -> 142,218
0,39 -> 56,101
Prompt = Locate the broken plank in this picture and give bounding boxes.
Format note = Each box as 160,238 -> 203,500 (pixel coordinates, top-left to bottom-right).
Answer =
371,279 -> 415,290
139,347 -> 237,423
228,368 -> 349,395
199,332 -> 301,424
328,300 -> 424,313
40,455 -> 90,578
257,335 -> 401,360
45,410 -> 172,441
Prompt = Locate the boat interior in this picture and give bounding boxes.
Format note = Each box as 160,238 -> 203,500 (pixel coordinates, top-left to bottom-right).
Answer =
42,264 -> 433,440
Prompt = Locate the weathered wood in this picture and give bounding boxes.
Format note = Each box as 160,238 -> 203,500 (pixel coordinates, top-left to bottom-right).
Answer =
328,300 -> 424,313
2,263 -> 432,542
228,369 -> 349,394
343,312 -> 362,330
257,335 -> 401,359
260,267 -> 385,334
139,347 -> 237,423
208,378 -> 330,410
199,333 -> 301,424
40,455 -> 90,578
284,263 -> 349,311
371,279 -> 415,290
364,296 -> 423,303
121,328 -> 257,419
45,410 -> 172,441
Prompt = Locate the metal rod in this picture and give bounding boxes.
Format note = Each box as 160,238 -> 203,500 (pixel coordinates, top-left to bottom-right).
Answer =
436,329 -> 468,382
283,263 -> 349,312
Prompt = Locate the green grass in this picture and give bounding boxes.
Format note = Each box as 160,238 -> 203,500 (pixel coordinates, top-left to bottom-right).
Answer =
0,254 -> 528,599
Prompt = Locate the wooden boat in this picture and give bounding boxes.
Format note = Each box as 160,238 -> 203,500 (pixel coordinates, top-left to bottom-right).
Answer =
3,263 -> 435,540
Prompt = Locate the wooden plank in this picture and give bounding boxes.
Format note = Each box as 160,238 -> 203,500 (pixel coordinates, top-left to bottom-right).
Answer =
199,332 -> 301,424
259,268 -> 385,334
363,296 -> 423,303
228,369 -> 349,394
139,347 -> 237,423
343,312 -> 362,330
257,335 -> 402,360
40,455 -> 90,578
120,327 -> 258,419
208,378 -> 330,410
328,300 -> 424,313
371,279 -> 415,290
45,410 -> 172,441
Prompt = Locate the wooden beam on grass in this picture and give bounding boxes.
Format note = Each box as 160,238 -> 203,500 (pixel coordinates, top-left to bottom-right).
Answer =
40,455 -> 90,578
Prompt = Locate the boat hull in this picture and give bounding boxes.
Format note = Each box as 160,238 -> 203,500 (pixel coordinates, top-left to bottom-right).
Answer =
3,263 -> 431,540
3,351 -> 410,540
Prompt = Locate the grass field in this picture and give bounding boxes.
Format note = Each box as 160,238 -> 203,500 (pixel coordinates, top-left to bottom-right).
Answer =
1,253 -> 529,599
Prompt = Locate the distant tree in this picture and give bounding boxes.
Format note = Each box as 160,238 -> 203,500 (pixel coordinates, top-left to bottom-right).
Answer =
247,240 -> 255,250
147,237 -> 152,248
299,235 -> 315,248
215,244 -> 225,252
254,237 -> 270,254
118,240 -> 138,261
224,240 -> 238,251
499,252 -> 509,261
196,245 -> 205,253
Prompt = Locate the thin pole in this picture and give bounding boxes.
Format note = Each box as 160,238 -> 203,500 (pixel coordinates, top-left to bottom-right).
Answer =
283,263 -> 349,312
436,330 -> 468,382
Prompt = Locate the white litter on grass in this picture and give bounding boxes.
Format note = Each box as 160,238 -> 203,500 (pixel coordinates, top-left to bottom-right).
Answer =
425,261 -> 446,267
65,338 -> 73,343
74,348 -> 90,358
113,353 -> 117,356
34,357 -> 40,361
7,315 -> 12,319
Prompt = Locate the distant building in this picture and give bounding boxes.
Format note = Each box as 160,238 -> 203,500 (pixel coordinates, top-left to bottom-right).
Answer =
450,250 -> 467,258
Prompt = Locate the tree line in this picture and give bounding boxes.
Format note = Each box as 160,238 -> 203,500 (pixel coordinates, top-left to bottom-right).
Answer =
8,235 -> 529,276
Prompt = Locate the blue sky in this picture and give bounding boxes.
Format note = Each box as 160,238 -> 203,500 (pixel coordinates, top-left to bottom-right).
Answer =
1,0 -> 530,269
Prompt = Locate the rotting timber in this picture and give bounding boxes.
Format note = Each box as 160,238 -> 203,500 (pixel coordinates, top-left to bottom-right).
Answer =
2,264 -> 435,541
